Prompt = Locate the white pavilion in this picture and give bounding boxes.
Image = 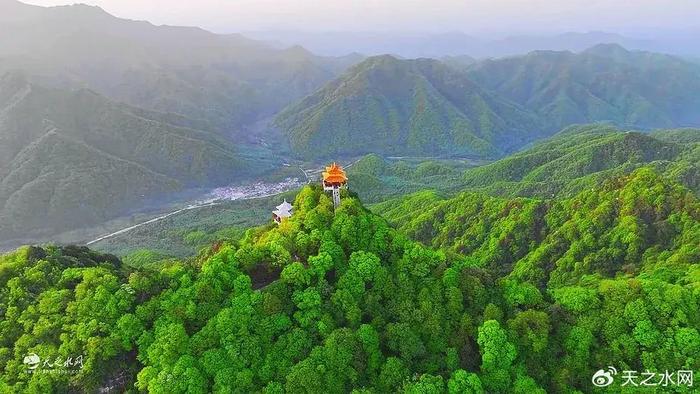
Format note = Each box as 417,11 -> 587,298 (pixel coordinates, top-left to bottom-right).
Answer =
272,199 -> 293,224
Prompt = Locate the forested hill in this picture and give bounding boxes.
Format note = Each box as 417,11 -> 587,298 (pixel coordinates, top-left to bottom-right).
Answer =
0,0 -> 356,134
275,55 -> 543,159
0,73 -> 260,240
276,45 -> 700,161
459,124 -> 700,198
467,44 -> 700,131
2,172 -> 699,392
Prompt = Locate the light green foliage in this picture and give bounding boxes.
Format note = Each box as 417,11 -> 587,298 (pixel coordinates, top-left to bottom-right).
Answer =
2,160 -> 699,392
461,125 -> 700,198
0,246 -> 152,392
477,320 -> 517,391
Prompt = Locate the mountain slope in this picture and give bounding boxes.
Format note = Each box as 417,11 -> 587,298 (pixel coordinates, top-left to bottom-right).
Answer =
467,44 -> 700,131
0,73 -> 257,239
376,167 -> 699,283
0,0 -> 355,134
459,124 -> 699,198
276,55 -> 542,159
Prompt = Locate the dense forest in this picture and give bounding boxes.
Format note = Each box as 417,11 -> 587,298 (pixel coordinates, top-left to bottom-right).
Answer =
2,165 -> 698,392
1,2 -> 700,393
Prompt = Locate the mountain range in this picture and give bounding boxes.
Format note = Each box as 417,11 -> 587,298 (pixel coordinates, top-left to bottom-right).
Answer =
0,0 -> 360,241
276,45 -> 700,159
0,73 -> 258,240
1,0 -> 700,243
248,30 -> 658,58
0,0 -> 356,135
467,44 -> 700,131
275,55 -> 542,159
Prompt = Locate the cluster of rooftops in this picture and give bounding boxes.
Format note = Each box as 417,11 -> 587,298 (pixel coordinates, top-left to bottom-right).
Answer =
272,162 -> 348,224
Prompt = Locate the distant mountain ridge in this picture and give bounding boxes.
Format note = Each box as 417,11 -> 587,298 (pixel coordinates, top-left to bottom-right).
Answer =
276,55 -> 542,159
277,45 -> 700,160
0,0 -> 356,135
467,44 -> 700,131
246,30 -> 655,58
0,73 -> 258,240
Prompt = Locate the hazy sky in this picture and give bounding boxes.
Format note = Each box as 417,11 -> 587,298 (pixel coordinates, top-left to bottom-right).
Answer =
23,0 -> 700,34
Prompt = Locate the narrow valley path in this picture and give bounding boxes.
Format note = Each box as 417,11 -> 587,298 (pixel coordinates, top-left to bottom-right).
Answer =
85,160 -> 353,246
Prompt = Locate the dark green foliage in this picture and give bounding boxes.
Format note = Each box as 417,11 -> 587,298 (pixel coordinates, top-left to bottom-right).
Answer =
276,55 -> 542,160
347,154 -> 481,203
379,191 -> 547,270
467,44 -> 700,131
0,73 -> 274,240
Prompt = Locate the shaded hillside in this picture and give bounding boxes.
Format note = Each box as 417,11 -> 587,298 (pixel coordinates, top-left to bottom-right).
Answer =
276,55 -> 542,159
468,44 -> 700,131
0,0 -> 357,134
459,125 -> 699,197
0,73 -> 259,239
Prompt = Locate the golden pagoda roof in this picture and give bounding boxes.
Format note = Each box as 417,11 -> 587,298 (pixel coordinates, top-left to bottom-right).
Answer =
322,162 -> 348,184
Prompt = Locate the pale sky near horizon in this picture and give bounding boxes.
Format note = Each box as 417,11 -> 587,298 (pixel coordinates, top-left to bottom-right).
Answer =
22,0 -> 700,35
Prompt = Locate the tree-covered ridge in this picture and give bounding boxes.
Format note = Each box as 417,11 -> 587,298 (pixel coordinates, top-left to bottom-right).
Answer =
0,72 -> 274,240
467,44 -> 700,131
275,55 -> 542,160
346,154 -> 479,203
2,171 -> 699,392
459,124 -> 700,198
372,191 -> 546,268
379,168 -> 699,282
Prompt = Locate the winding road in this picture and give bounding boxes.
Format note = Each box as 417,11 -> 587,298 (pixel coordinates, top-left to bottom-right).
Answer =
85,163 -> 321,246
84,159 -> 365,246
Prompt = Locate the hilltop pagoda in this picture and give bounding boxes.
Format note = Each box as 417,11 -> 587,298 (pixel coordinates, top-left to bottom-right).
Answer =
322,162 -> 348,208
272,199 -> 293,224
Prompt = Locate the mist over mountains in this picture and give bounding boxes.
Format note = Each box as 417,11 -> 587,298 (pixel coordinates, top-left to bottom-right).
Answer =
247,29 -> 699,59
277,45 -> 700,160
1,0 -> 700,243
0,0 -> 355,134
0,72 -> 254,240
